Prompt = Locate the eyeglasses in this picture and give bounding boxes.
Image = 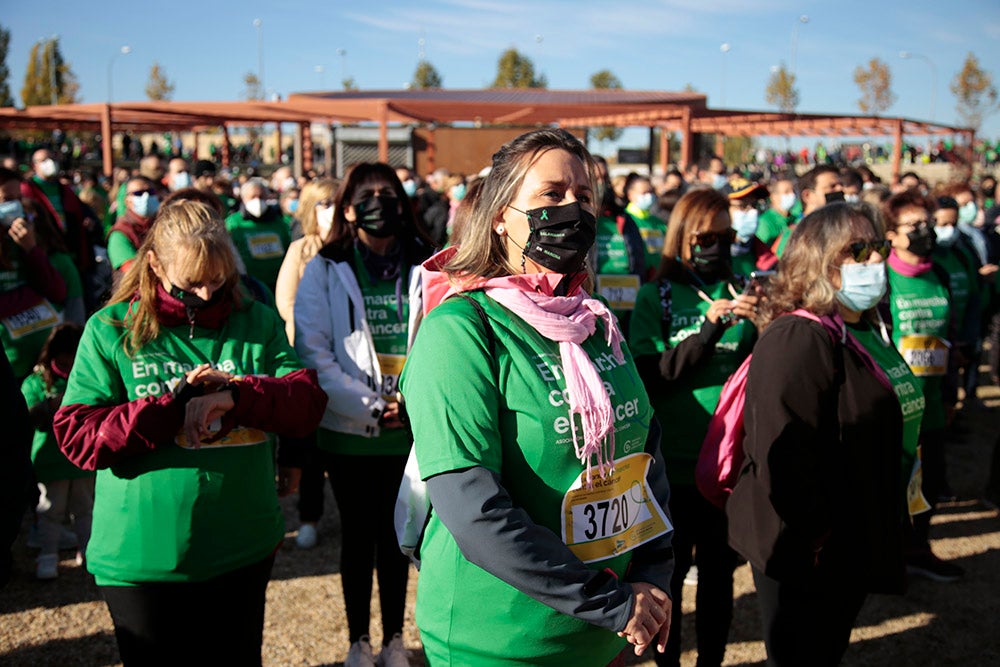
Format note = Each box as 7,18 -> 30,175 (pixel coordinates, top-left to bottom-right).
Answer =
847,239 -> 891,262
128,189 -> 156,197
315,199 -> 334,208
899,218 -> 931,230
691,228 -> 737,247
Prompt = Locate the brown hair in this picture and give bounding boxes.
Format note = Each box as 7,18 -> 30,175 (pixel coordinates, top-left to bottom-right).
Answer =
760,202 -> 880,328
444,128 -> 596,285
655,187 -> 730,280
108,200 -> 241,355
881,188 -> 936,232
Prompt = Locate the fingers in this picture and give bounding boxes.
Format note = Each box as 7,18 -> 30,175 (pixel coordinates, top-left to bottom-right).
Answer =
183,392 -> 235,448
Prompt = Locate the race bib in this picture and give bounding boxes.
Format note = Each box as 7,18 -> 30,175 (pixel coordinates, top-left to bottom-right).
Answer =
899,334 -> 949,377
247,232 -> 284,259
175,425 -> 269,450
639,227 -> 664,255
561,453 -> 672,563
596,274 -> 641,311
378,353 -> 406,400
2,299 -> 61,340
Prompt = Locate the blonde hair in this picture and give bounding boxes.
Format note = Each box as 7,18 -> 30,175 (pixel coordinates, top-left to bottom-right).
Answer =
109,200 -> 241,355
296,177 -> 339,238
760,202 -> 880,328
444,128 -> 596,285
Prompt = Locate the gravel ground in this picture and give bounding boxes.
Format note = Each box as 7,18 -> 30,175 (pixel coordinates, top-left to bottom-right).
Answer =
2,385 -> 999,666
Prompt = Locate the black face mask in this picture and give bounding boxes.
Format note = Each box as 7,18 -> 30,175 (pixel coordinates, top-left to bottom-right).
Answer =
825,191 -> 846,204
510,201 -> 597,274
689,239 -> 732,281
906,226 -> 936,258
170,283 -> 223,310
354,194 -> 404,238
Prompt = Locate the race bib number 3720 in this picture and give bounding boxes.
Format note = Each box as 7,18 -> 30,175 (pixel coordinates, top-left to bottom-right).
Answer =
561,453 -> 672,563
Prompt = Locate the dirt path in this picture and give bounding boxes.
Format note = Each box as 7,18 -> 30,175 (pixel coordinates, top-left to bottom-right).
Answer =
3,387 -> 999,666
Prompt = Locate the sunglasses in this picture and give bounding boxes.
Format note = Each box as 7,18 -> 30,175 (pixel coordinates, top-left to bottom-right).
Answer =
691,228 -> 737,247
128,189 -> 156,197
847,239 -> 891,262
315,199 -> 334,208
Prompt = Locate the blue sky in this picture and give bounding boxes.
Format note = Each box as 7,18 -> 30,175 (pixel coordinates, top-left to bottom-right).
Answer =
4,0 -> 1000,152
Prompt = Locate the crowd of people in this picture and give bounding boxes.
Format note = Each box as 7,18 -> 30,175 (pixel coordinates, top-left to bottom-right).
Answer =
0,129 -> 998,666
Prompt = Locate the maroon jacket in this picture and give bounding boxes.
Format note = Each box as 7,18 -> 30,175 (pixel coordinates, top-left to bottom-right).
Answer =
0,245 -> 68,319
20,178 -> 95,273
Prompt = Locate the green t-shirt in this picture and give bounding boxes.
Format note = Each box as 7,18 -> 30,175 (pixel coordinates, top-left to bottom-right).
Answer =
0,252 -> 69,379
318,253 -> 410,456
107,229 -> 139,270
33,176 -> 65,227
756,207 -> 794,246
887,267 -> 949,431
848,321 -> 924,486
22,371 -> 94,483
49,252 -> 82,301
593,215 -> 642,336
61,299 -> 300,585
594,215 -> 632,276
628,278 -> 755,485
933,247 -> 974,330
625,204 -> 666,275
401,292 -> 660,666
224,210 -> 292,292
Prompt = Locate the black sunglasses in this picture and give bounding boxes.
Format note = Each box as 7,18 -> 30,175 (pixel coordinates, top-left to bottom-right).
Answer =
847,239 -> 891,262
691,228 -> 737,248
128,189 -> 156,197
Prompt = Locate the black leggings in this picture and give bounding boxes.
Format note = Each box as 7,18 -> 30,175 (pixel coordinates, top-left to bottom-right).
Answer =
329,452 -> 410,644
297,447 -> 336,523
100,553 -> 275,667
655,485 -> 738,667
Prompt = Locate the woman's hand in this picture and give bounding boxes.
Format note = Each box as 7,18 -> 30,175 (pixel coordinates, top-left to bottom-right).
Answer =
379,401 -> 404,429
184,363 -> 234,392
183,390 -> 235,448
618,582 -> 672,656
705,298 -> 734,324
8,217 -> 36,252
276,467 -> 301,497
730,293 -> 760,326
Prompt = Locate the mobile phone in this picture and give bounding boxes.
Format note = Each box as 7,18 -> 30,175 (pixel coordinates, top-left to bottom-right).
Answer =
0,200 -> 24,227
744,270 -> 776,294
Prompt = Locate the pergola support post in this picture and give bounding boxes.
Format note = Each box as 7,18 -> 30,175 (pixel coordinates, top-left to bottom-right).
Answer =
377,100 -> 389,163
679,107 -> 693,171
101,104 -> 113,178
659,127 -> 670,174
891,119 -> 904,184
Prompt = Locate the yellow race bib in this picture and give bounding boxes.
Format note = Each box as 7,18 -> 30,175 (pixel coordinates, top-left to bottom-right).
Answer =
899,334 -> 949,377
596,274 -> 641,311
247,232 -> 284,259
377,353 -> 406,401
561,453 -> 672,563
175,425 -> 269,449
2,299 -> 61,340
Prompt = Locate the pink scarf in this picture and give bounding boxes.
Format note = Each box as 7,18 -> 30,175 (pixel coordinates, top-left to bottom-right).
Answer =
887,248 -> 932,277
486,285 -> 626,487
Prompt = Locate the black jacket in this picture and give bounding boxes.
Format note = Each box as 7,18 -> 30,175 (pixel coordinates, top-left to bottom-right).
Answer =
727,315 -> 906,594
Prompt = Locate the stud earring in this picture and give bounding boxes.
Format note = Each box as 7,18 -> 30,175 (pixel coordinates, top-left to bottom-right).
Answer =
496,224 -> 505,234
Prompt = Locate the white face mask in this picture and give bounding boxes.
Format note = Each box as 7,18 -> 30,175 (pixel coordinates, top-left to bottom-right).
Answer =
171,172 -> 192,191
844,193 -> 860,204
316,205 -> 334,236
958,201 -> 977,225
779,192 -> 796,212
245,198 -> 264,218
634,192 -> 655,212
36,158 -> 58,179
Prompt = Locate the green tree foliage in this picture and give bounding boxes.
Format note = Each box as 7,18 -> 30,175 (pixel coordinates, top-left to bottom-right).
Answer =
492,48 -> 546,88
0,24 -> 13,107
765,63 -> 799,113
21,38 -> 79,106
412,60 -> 443,89
342,77 -> 358,91
950,52 -> 998,133
590,69 -> 623,143
145,62 -> 175,101
853,57 -> 896,115
243,71 -> 263,101
722,136 -> 757,165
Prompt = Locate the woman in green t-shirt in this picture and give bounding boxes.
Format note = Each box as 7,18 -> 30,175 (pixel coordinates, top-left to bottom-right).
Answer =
628,187 -> 759,667
401,129 -> 674,666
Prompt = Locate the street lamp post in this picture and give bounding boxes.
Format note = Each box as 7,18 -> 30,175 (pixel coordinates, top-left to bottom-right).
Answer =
337,48 -> 348,85
720,43 -> 731,106
253,18 -> 264,98
900,51 -> 937,121
47,35 -> 59,105
107,45 -> 132,103
790,14 -> 809,79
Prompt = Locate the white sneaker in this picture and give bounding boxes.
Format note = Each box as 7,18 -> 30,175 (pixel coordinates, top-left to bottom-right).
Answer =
36,554 -> 58,580
296,523 -> 318,549
377,634 -> 410,667
684,565 -> 699,586
345,636 -> 376,667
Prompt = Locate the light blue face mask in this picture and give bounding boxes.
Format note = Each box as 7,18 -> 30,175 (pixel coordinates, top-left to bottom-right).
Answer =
836,262 -> 887,312
958,201 -> 977,224
634,192 -> 654,212
131,192 -> 160,219
934,224 -> 957,248
402,179 -> 417,197
452,183 -> 467,201
288,199 -> 299,213
731,208 -> 758,241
